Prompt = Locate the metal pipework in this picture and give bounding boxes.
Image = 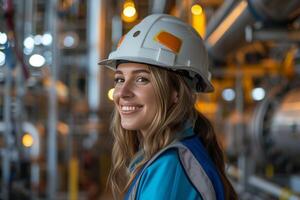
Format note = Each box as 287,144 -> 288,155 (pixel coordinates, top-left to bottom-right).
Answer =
269,88 -> 300,156
151,0 -> 168,13
87,0 -> 101,111
227,165 -> 300,200
248,84 -> 300,168
245,26 -> 300,43
45,0 -> 59,198
205,0 -> 300,61
2,67 -> 13,200
205,0 -> 239,37
225,84 -> 300,168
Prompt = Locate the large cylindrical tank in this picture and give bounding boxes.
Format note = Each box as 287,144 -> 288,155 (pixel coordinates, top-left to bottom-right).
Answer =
249,84 -> 300,170
269,88 -> 300,156
224,83 -> 300,171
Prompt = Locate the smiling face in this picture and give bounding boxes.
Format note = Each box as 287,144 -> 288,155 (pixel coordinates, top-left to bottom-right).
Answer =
113,62 -> 158,135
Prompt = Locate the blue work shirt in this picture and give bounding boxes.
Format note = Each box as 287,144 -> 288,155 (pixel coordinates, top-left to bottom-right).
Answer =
135,148 -> 202,199
126,125 -> 203,200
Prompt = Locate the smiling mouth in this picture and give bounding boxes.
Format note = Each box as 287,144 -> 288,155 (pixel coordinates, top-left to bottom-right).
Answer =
120,105 -> 143,114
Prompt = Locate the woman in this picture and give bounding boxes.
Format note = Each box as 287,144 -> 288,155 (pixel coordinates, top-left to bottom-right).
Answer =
99,14 -> 237,200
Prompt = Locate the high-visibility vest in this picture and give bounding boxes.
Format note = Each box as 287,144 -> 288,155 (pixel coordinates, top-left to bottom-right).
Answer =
125,128 -> 225,200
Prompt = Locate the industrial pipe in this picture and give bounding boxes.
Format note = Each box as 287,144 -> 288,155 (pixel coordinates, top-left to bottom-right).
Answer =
45,0 -> 59,199
227,165 -> 300,200
205,0 -> 300,61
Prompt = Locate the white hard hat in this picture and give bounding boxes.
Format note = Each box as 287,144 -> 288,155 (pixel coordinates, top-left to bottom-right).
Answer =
99,14 -> 213,92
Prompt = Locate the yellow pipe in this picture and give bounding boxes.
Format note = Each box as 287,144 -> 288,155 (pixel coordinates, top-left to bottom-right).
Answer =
69,157 -> 79,200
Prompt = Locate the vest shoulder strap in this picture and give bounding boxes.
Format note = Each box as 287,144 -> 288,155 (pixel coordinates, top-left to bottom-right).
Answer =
127,138 -> 217,200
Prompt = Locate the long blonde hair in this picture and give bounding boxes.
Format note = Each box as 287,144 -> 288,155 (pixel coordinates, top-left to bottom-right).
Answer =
109,65 -> 237,199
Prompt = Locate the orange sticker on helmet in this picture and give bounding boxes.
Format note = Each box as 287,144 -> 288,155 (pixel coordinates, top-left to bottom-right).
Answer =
154,31 -> 182,53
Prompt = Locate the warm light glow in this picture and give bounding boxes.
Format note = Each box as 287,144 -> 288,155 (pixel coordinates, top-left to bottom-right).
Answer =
22,133 -> 34,147
57,122 -> 69,135
195,101 -> 217,114
191,4 -> 206,38
123,2 -> 136,17
191,4 -> 203,15
122,1 -> 138,22
108,88 -> 114,101
207,1 -> 248,45
43,79 -> 68,101
56,81 -> 68,100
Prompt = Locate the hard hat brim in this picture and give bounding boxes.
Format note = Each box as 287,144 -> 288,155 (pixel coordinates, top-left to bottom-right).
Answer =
98,57 -> 214,93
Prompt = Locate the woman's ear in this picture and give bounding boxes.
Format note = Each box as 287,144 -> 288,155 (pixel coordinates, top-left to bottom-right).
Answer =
171,91 -> 179,104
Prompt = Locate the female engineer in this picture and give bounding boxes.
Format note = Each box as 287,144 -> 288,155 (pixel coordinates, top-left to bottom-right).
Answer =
99,14 -> 237,200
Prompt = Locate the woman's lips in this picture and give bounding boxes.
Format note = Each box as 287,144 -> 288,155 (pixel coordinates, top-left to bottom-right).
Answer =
120,105 -> 143,114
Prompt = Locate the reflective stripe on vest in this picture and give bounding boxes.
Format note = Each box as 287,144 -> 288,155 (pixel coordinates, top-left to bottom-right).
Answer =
126,136 -> 225,200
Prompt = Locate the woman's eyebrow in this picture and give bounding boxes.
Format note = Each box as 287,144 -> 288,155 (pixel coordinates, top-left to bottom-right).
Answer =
115,70 -> 123,75
132,69 -> 150,74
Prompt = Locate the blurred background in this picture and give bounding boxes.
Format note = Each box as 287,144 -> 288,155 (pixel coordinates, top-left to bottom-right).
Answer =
0,0 -> 300,199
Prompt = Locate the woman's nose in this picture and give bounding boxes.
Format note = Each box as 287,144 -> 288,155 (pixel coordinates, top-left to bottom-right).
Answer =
116,81 -> 134,98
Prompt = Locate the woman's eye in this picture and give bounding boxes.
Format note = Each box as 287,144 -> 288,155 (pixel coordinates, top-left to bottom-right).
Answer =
114,77 -> 124,84
136,77 -> 149,83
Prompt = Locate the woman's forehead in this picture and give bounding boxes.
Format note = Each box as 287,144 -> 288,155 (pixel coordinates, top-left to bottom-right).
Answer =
116,62 -> 151,74
118,62 -> 148,68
